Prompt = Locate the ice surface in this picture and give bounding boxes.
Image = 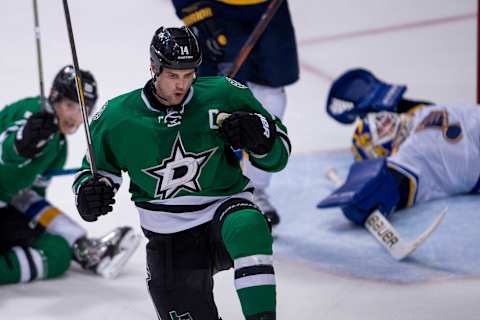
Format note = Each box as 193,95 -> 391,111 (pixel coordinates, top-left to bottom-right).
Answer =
1,0 -> 480,319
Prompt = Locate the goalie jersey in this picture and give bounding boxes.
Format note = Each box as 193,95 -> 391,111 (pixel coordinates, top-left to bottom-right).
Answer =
388,104 -> 480,204
73,76 -> 290,233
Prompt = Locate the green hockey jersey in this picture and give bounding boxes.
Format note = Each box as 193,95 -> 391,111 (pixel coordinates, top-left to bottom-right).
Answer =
73,76 -> 291,233
0,97 -> 67,204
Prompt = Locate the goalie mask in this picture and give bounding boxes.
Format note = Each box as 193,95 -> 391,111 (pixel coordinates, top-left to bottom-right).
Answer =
352,111 -> 412,160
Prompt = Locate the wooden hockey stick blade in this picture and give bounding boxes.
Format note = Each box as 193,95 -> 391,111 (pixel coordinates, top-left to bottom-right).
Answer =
325,167 -> 343,187
324,167 -> 447,260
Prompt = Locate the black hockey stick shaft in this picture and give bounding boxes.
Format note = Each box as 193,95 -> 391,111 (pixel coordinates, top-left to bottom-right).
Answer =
62,0 -> 97,175
32,0 -> 47,112
227,0 -> 284,78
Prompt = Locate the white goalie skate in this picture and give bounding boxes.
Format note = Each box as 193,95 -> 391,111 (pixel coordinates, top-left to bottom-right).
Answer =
73,226 -> 141,279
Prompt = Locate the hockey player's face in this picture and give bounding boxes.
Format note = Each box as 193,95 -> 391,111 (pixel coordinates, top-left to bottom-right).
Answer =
54,98 -> 88,134
155,68 -> 195,105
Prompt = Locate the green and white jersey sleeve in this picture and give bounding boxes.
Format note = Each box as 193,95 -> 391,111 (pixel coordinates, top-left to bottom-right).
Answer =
0,97 -> 67,203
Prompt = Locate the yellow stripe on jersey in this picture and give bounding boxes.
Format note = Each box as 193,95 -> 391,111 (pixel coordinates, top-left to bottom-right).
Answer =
216,0 -> 269,5
183,7 -> 214,26
37,207 -> 62,227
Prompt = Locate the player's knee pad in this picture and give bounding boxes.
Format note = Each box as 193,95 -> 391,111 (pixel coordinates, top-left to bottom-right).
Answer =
318,158 -> 402,225
143,225 -> 220,320
212,198 -> 271,258
33,233 -> 72,279
211,198 -> 263,273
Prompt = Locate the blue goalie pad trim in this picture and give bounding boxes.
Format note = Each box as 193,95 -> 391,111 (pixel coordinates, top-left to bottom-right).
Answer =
317,158 -> 400,225
326,68 -> 407,124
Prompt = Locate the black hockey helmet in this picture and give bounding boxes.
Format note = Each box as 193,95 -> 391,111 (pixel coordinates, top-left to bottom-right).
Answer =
48,65 -> 98,109
150,26 -> 202,75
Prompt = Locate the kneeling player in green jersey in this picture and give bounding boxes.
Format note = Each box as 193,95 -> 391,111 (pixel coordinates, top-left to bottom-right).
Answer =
73,26 -> 291,320
0,66 -> 139,285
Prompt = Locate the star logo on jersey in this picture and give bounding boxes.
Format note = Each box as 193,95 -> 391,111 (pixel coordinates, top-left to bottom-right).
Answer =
143,133 -> 217,199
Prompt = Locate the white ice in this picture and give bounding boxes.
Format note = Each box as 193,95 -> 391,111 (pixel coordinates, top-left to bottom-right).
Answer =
0,0 -> 479,319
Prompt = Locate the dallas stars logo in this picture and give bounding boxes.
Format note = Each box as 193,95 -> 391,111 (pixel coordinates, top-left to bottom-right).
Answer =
143,133 -> 216,199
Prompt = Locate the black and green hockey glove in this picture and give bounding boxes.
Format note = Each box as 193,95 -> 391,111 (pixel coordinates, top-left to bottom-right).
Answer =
221,111 -> 276,155
14,111 -> 58,158
76,176 -> 116,222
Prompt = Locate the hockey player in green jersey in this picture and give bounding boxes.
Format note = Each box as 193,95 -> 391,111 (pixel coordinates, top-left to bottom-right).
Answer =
0,65 -> 139,285
73,26 -> 291,320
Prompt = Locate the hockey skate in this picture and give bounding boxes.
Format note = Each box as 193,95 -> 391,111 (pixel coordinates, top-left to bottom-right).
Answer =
254,189 -> 280,226
73,226 -> 141,279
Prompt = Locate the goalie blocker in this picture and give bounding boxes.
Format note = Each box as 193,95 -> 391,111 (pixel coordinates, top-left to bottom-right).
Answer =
318,158 -> 416,225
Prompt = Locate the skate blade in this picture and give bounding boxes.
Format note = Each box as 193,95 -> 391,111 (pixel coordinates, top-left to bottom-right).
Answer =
96,229 -> 141,279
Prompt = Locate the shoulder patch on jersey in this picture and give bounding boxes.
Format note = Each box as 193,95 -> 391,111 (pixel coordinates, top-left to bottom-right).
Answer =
225,77 -> 247,89
92,102 -> 108,121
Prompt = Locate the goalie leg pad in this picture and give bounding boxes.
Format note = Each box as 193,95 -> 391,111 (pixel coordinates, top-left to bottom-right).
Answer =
318,158 -> 400,225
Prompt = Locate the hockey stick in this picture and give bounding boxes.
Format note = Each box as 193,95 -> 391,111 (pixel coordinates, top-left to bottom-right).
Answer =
227,0 -> 284,78
62,0 -> 97,175
32,0 -> 49,113
44,167 -> 80,178
325,167 -> 447,260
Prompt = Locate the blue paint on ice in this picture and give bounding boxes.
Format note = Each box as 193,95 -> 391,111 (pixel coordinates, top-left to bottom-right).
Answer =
270,150 -> 480,283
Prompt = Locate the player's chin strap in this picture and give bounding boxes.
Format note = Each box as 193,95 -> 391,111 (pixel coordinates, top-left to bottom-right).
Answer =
325,167 -> 447,260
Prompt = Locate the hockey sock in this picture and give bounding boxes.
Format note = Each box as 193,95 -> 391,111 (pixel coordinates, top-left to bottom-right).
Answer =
221,209 -> 275,319
0,233 -> 71,284
0,245 -> 46,284
33,233 -> 72,279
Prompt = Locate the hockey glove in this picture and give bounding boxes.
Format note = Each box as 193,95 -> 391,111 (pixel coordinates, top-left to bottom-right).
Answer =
221,111 -> 276,155
14,111 -> 58,158
181,1 -> 227,62
76,176 -> 116,222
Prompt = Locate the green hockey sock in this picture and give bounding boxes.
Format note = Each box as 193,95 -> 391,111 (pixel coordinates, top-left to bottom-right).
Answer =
221,209 -> 276,319
0,233 -> 71,285
33,233 -> 72,279
0,250 -> 21,284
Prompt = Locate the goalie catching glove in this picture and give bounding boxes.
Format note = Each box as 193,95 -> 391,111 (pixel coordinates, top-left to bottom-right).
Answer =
76,176 -> 116,222
220,111 -> 276,155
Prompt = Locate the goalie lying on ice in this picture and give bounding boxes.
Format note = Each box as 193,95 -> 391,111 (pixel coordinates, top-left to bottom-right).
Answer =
318,68 -> 480,224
